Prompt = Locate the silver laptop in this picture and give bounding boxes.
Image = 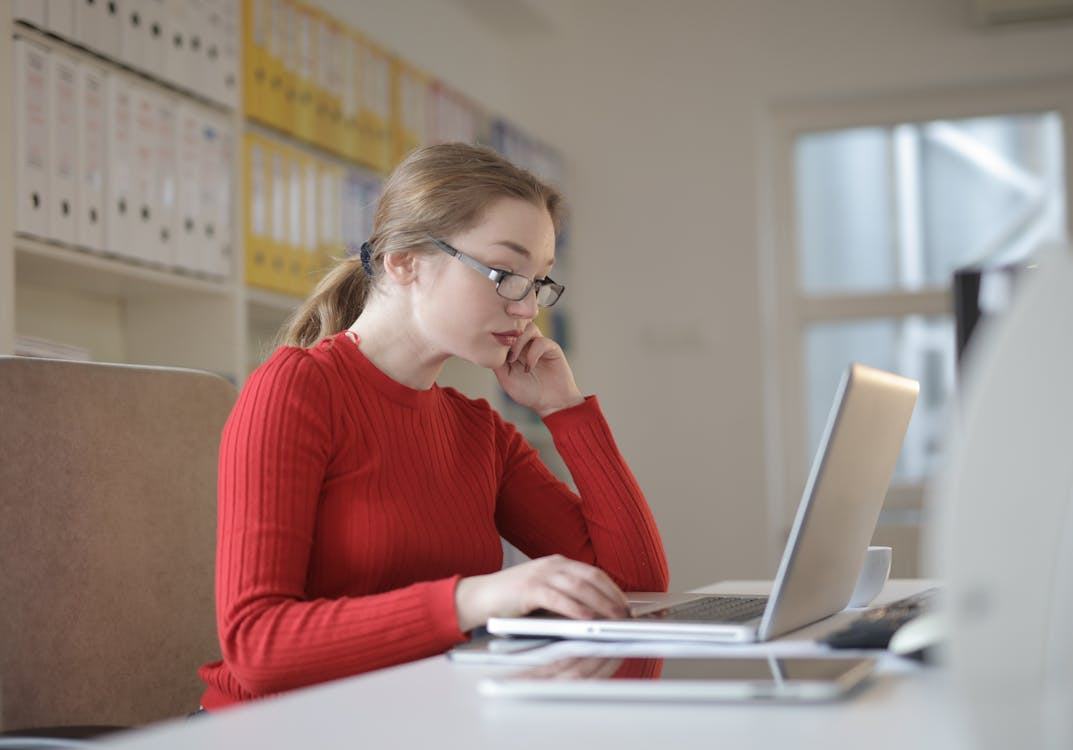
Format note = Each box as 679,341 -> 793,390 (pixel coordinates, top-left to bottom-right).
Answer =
487,363 -> 919,643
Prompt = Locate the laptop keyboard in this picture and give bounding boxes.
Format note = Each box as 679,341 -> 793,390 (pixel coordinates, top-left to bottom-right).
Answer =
637,595 -> 769,623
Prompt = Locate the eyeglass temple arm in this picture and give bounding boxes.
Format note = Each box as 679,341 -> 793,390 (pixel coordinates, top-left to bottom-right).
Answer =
429,238 -> 503,282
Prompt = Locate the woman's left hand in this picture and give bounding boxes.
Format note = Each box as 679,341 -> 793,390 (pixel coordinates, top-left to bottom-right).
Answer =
493,321 -> 583,417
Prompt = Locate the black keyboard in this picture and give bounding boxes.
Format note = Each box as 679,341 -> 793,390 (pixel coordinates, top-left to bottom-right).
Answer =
636,595 -> 769,623
821,588 -> 941,649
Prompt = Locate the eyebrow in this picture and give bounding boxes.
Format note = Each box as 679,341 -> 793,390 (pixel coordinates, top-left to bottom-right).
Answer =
493,240 -> 555,269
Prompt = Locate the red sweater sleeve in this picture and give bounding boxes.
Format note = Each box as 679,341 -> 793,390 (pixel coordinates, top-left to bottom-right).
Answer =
494,396 -> 669,592
202,349 -> 465,703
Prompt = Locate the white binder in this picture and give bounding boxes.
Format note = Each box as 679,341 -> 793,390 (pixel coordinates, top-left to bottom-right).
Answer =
163,0 -> 191,92
105,73 -> 135,260
212,121 -> 235,278
142,0 -> 169,81
118,0 -> 147,72
45,0 -> 77,40
186,0 -> 211,101
131,83 -> 160,265
73,0 -> 109,55
174,102 -> 204,274
217,0 -> 240,108
48,50 -> 80,245
14,39 -> 50,239
205,0 -> 225,106
14,0 -> 47,28
197,0 -> 238,108
99,0 -> 124,59
153,94 -> 179,269
199,113 -> 233,278
76,62 -> 108,253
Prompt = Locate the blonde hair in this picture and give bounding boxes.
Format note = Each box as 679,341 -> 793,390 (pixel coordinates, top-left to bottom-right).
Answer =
280,143 -> 564,348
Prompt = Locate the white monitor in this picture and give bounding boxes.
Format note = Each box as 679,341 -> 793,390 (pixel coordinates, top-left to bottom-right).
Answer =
926,244 -> 1073,750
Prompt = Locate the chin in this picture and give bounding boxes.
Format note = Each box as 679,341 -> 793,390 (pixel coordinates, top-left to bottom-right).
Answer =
476,353 -> 509,370
463,345 -> 509,370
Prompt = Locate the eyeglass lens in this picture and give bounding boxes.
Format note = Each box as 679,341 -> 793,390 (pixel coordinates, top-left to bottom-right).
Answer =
497,274 -> 562,306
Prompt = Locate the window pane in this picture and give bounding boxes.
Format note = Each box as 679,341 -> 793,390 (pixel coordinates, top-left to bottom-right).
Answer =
803,317 -> 955,483
919,114 -> 1066,284
796,128 -> 894,293
796,112 -> 1066,294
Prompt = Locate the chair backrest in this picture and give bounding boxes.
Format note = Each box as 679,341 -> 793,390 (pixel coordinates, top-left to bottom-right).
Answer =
0,357 -> 237,731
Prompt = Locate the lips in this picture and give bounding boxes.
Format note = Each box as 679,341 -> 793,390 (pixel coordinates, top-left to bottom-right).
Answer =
493,331 -> 519,347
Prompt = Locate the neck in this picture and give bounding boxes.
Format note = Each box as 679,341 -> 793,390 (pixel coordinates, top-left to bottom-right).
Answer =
347,301 -> 446,390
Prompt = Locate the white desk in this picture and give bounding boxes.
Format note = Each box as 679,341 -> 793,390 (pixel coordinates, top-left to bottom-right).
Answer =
100,580 -> 974,750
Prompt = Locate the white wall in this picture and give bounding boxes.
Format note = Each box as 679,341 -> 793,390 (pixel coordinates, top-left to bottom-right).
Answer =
321,0 -> 1073,588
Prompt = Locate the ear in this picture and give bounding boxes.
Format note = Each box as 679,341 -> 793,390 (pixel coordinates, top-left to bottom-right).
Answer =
381,251 -> 419,285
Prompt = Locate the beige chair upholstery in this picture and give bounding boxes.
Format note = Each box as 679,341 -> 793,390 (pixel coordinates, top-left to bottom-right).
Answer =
0,356 -> 236,733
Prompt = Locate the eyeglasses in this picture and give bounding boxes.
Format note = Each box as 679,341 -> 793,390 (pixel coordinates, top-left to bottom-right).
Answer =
429,238 -> 565,307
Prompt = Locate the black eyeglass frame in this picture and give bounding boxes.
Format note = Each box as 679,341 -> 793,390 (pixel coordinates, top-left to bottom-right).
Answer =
428,237 -> 565,307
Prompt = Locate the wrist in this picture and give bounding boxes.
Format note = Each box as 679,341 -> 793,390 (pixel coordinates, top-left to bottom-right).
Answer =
454,574 -> 488,633
537,395 -> 585,418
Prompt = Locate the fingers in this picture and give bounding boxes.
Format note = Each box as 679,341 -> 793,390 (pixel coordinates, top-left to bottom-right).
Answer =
505,321 -> 540,364
525,556 -> 630,620
550,568 -> 628,619
455,556 -> 631,632
506,322 -> 560,372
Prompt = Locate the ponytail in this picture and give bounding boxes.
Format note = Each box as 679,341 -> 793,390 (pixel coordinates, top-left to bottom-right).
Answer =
278,257 -> 370,348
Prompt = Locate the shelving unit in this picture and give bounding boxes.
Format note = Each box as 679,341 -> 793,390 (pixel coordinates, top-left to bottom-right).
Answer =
1,4 -> 254,382
1,1 -> 567,392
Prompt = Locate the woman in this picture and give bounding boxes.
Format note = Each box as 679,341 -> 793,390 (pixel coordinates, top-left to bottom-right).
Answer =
198,143 -> 668,708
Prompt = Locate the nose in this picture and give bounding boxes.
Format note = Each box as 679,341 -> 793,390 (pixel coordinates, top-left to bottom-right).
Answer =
506,288 -> 538,319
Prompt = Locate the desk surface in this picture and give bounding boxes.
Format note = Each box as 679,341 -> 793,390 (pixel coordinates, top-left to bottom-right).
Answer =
101,580 -> 974,750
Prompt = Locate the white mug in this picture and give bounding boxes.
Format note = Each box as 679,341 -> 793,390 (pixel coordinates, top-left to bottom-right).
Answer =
848,545 -> 892,607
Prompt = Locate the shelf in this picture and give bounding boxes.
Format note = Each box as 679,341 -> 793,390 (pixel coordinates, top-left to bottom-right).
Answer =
246,287 -> 302,329
14,236 -> 234,301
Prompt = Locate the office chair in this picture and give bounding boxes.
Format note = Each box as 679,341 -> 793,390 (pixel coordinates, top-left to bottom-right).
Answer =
0,357 -> 237,743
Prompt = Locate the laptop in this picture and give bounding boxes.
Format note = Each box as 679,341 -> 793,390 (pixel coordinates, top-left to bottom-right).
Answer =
487,362 -> 919,643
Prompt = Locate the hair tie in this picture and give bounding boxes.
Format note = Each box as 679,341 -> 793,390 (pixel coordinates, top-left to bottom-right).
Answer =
359,241 -> 374,276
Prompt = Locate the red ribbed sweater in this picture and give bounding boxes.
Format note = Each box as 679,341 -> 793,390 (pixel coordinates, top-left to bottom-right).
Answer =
198,332 -> 668,708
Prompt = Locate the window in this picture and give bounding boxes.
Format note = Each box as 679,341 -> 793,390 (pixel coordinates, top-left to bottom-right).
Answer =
762,85 -> 1073,567
796,112 -> 1065,484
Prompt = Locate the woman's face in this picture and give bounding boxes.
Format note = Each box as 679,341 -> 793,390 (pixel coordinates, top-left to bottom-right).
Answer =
413,197 -> 557,369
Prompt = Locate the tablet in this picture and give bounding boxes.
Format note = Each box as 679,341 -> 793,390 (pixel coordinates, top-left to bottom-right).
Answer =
478,655 -> 876,702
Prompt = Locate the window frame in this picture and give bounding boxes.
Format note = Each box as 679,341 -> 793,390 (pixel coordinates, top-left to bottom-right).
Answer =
759,79 -> 1073,559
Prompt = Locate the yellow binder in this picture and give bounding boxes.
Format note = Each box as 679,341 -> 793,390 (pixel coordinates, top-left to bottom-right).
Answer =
298,151 -> 320,295
316,158 -> 344,283
283,142 -> 305,296
339,27 -> 361,162
242,0 -> 272,125
315,15 -> 344,155
358,37 -> 392,174
243,132 -> 271,289
265,0 -> 287,131
391,58 -> 429,166
266,137 -> 290,293
271,0 -> 298,136
292,0 -> 317,143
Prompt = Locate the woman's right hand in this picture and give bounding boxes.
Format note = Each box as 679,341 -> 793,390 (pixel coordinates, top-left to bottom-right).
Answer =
454,554 -> 630,634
